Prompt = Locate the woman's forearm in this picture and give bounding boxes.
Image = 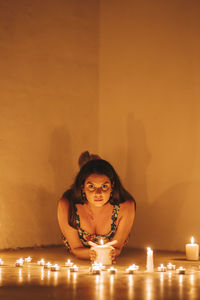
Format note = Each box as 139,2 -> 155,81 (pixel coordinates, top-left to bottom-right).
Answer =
71,247 -> 90,260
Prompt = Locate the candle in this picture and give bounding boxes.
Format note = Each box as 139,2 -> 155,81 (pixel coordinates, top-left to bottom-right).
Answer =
186,237 -> 199,260
167,263 -> 176,270
126,264 -> 139,274
44,262 -> 52,269
69,265 -> 78,272
15,258 -> 24,267
176,267 -> 186,274
0,259 -> 4,266
65,259 -> 74,267
25,256 -> 32,263
92,262 -> 106,271
90,266 -> 101,275
157,264 -> 166,272
37,259 -> 45,266
51,264 -> 60,271
146,247 -> 154,272
89,239 -> 117,265
107,267 -> 117,274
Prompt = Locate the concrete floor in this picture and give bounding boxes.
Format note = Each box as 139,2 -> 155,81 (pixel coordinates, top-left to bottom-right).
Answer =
0,246 -> 200,300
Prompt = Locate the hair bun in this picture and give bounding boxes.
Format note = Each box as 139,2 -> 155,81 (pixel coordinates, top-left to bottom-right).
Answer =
78,151 -> 101,168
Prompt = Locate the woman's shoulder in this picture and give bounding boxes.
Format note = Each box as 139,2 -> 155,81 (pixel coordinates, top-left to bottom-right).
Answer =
58,197 -> 70,211
119,200 -> 135,215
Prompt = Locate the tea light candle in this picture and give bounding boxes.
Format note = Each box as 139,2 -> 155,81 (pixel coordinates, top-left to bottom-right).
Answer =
91,266 -> 101,275
70,265 -> 78,272
51,264 -> 60,271
65,259 -> 74,267
44,262 -> 52,269
186,237 -> 199,260
167,263 -> 176,270
176,267 -> 186,274
37,259 -> 45,266
146,247 -> 154,272
107,267 -> 117,274
126,264 -> 139,274
157,264 -> 167,272
25,256 -> 32,263
92,262 -> 106,271
15,258 -> 24,267
0,258 -> 4,266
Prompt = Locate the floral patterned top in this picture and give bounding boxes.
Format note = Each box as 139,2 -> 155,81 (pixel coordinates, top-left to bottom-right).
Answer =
63,204 -> 120,251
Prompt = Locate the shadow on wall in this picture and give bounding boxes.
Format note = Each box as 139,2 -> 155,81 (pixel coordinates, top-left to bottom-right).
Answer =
125,113 -> 185,250
48,126 -> 73,199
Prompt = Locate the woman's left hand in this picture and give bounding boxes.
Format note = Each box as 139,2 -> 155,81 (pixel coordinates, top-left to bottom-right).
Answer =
110,247 -> 116,264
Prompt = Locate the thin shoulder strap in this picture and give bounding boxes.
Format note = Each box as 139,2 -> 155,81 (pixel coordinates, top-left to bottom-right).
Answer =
74,206 -> 80,228
111,204 -> 120,228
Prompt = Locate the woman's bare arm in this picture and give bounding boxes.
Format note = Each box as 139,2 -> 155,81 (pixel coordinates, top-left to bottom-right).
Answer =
57,198 -> 91,260
112,200 -> 135,256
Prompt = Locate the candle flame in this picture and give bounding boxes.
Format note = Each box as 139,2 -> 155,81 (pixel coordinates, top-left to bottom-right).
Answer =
191,236 -> 194,244
100,239 -> 104,245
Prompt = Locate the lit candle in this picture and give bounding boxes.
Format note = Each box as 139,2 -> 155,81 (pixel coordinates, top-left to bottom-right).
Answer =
167,263 -> 176,270
107,267 -> 117,274
90,266 -> 101,275
25,256 -> 32,263
65,259 -> 74,267
15,258 -> 24,267
126,264 -> 139,274
0,259 -> 4,266
146,247 -> 154,272
176,266 -> 186,274
69,265 -> 78,272
186,237 -> 199,260
44,262 -> 52,269
51,264 -> 60,271
37,259 -> 45,266
157,264 -> 167,272
89,239 -> 117,265
92,261 -> 106,271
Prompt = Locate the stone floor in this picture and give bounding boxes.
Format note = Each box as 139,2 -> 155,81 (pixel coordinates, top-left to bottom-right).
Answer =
0,246 -> 200,300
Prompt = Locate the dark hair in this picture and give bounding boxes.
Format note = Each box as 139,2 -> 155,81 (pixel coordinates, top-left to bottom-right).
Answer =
62,159 -> 136,228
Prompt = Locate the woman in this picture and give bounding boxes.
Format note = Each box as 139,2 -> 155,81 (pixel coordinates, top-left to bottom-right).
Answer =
57,152 -> 136,263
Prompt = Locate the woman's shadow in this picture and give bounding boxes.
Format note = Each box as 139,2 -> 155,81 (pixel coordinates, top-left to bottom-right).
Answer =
125,113 -> 186,251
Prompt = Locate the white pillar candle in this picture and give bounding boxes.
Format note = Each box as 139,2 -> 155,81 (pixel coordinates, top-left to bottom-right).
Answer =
94,239 -> 113,265
186,237 -> 199,260
146,247 -> 154,272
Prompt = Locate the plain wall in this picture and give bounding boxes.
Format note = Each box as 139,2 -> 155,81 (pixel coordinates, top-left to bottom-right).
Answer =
0,0 -> 99,249
99,0 -> 200,251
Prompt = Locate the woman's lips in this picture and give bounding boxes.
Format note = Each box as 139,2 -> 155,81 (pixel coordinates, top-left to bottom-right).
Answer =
94,198 -> 103,202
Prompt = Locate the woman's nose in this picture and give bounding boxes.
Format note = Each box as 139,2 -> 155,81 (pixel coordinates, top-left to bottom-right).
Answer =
95,187 -> 102,194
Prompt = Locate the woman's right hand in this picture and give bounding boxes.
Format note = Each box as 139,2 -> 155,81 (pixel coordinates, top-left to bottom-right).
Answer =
89,247 -> 97,263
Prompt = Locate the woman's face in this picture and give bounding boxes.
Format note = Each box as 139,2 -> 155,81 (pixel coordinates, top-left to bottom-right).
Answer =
83,173 -> 112,207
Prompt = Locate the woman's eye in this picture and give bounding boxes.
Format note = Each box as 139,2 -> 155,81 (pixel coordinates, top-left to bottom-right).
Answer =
102,184 -> 109,190
88,184 -> 95,190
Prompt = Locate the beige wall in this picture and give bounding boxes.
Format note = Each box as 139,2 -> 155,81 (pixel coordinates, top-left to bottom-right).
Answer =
0,0 -> 99,249
99,0 -> 200,251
